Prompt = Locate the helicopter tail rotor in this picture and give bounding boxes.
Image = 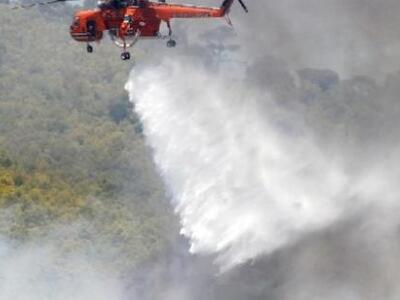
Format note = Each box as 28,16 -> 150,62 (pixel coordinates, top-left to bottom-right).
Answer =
220,0 -> 248,15
237,0 -> 248,13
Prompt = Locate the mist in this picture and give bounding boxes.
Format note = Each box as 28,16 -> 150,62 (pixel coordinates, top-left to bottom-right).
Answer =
126,0 -> 400,298
0,230 -> 126,300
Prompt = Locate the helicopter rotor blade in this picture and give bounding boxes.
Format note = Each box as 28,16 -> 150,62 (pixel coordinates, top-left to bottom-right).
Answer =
12,0 -> 76,9
237,0 -> 248,13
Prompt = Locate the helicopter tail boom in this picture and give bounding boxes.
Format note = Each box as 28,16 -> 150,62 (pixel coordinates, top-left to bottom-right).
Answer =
154,0 -> 248,20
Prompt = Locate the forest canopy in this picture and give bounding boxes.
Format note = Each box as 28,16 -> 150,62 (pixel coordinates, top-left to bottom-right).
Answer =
0,4 -> 175,276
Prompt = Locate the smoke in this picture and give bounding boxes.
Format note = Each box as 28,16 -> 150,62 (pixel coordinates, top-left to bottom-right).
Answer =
170,0 -> 400,78
232,0 -> 400,78
125,0 -> 400,298
0,232 -> 126,300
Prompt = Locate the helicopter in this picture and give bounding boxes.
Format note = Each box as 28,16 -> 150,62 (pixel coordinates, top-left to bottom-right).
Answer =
14,0 -> 248,60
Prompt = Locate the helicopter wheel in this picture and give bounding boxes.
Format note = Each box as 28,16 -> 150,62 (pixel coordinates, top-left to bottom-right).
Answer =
87,44 -> 93,53
121,52 -> 131,61
167,39 -> 176,48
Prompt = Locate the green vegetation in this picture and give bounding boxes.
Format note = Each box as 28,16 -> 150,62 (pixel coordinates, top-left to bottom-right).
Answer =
0,4 -> 175,275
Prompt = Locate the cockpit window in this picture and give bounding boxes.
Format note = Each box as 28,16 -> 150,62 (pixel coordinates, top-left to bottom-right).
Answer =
73,17 -> 80,27
123,15 -> 133,23
97,0 -> 110,8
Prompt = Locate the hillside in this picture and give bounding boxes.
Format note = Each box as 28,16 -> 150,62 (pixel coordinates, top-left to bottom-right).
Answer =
0,4 -> 176,276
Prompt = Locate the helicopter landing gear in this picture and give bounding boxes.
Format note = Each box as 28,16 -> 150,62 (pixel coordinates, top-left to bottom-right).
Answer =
166,39 -> 176,48
165,20 -> 176,48
121,52 -> 131,60
87,44 -> 93,53
120,39 -> 131,61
